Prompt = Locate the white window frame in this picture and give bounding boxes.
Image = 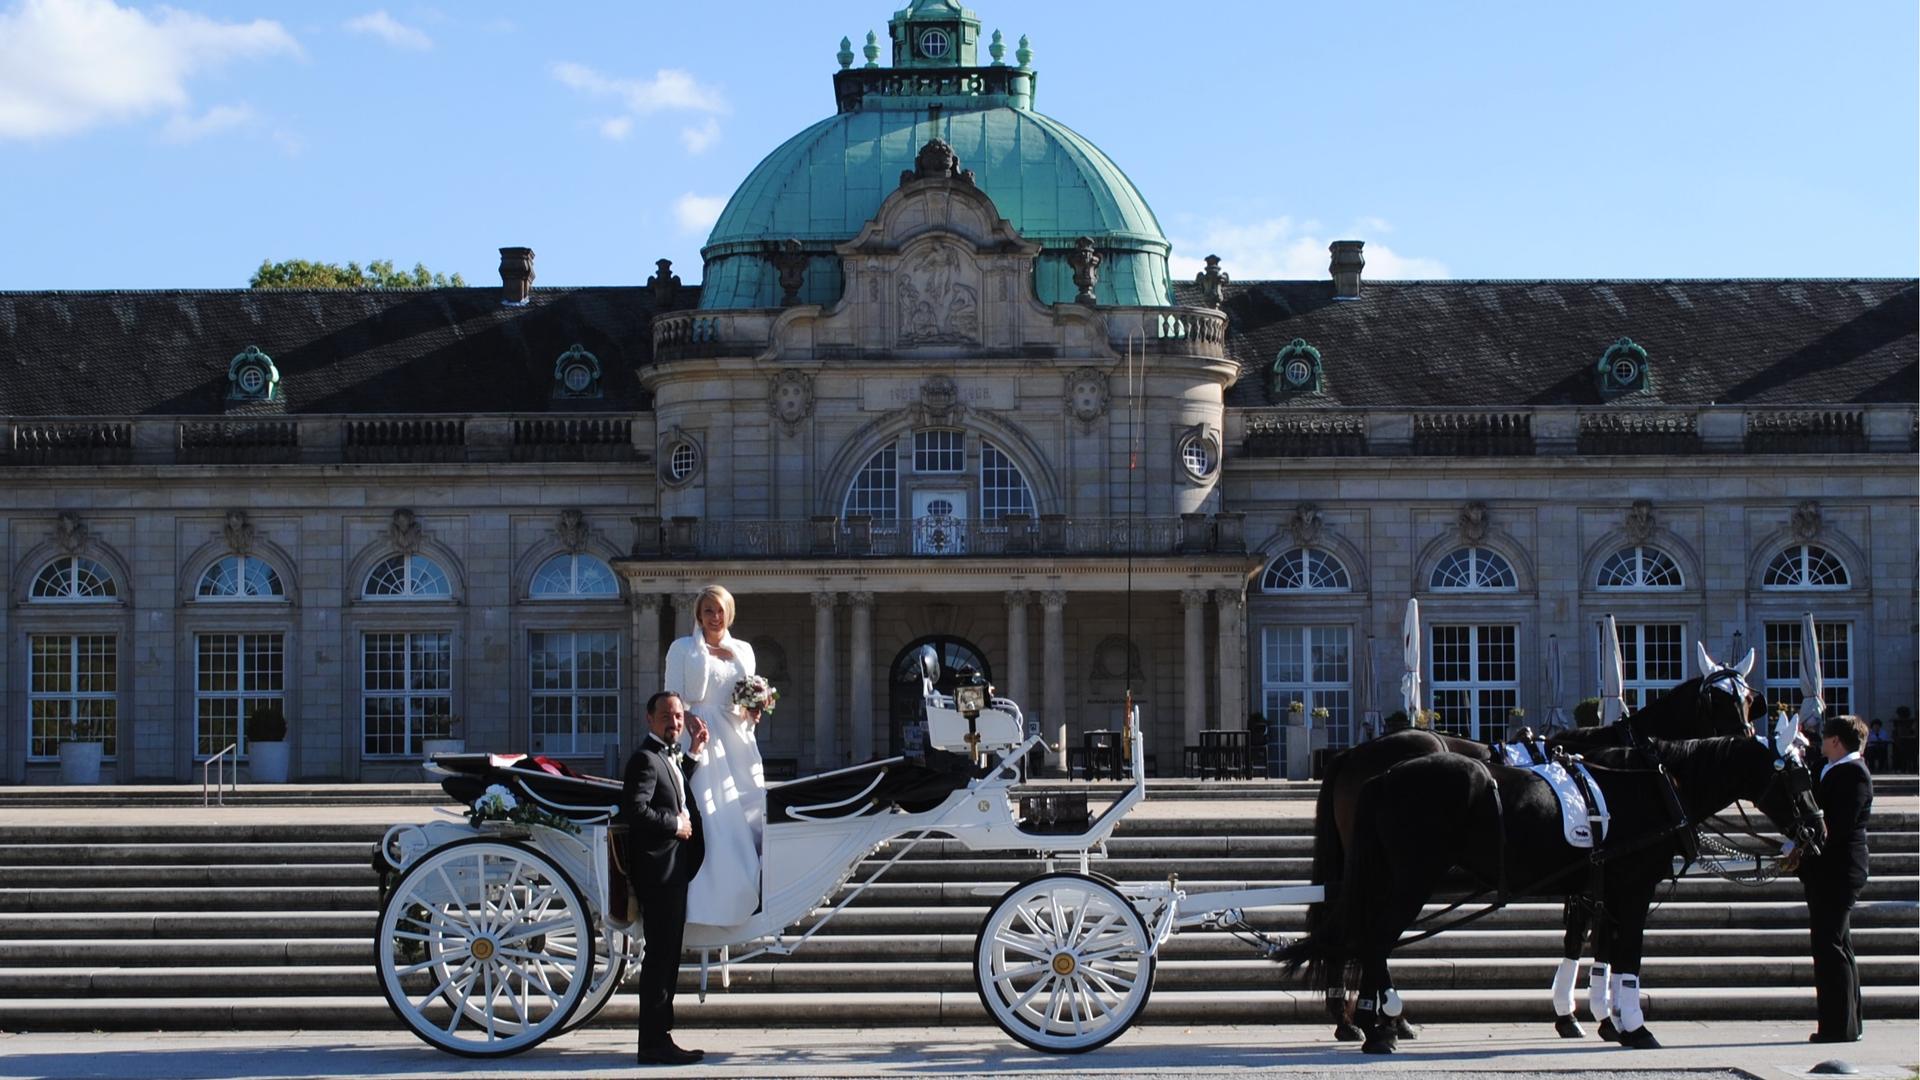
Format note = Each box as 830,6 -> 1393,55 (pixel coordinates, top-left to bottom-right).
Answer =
844,443 -> 900,522
196,555 -> 286,602
530,554 -> 619,599
1762,545 -> 1850,590
1429,623 -> 1519,740
529,630 -> 622,756
1596,546 -> 1683,591
29,556 -> 118,603
194,631 -> 286,758
1611,621 -> 1686,710
362,554 -> 452,600
27,633 -> 118,759
1762,620 -> 1852,718
1259,625 -> 1355,773
361,630 -> 454,758
979,441 -> 1035,520
1430,547 -> 1518,591
1260,548 -> 1351,593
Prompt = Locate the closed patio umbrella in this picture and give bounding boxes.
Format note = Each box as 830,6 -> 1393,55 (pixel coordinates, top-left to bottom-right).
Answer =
1798,611 -> 1825,730
1599,614 -> 1627,725
1400,598 -> 1423,721
1545,633 -> 1568,733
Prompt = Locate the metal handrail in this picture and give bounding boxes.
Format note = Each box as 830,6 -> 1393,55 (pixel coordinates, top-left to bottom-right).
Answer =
203,743 -> 238,806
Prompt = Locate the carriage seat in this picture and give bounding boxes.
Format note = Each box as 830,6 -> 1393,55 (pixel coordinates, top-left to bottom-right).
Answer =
432,752 -> 626,822
766,751 -> 975,825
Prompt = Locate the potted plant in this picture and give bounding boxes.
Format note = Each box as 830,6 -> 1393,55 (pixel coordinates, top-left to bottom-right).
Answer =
247,703 -> 290,784
422,712 -> 465,760
57,714 -> 104,785
1287,699 -> 1306,723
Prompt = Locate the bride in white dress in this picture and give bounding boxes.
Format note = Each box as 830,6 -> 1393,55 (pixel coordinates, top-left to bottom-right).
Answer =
664,584 -> 764,929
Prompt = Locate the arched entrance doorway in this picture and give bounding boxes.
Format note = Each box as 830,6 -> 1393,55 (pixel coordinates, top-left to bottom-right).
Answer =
888,636 -> 992,756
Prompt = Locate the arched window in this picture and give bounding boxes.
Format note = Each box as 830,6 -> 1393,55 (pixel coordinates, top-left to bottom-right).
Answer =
197,555 -> 285,600
1260,548 -> 1351,592
1596,546 -> 1683,590
843,444 -> 899,521
1430,547 -> 1517,591
1763,545 -> 1849,589
530,554 -> 618,598
979,442 -> 1035,519
30,556 -> 118,602
362,554 -> 452,599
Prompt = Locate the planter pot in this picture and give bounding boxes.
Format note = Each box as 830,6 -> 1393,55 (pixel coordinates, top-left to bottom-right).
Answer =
423,739 -> 466,761
249,740 -> 291,784
58,741 -> 104,785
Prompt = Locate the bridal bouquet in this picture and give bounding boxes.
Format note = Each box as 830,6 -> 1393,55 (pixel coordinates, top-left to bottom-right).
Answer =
732,674 -> 780,716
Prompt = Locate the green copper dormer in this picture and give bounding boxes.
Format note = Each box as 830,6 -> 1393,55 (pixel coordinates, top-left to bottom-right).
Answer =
699,2 -> 1172,310
890,0 -> 980,67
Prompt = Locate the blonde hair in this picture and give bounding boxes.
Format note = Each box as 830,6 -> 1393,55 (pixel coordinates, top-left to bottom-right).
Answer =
696,584 -> 736,629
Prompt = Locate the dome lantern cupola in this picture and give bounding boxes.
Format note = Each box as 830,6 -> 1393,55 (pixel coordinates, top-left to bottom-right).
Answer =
889,0 -> 980,68
698,1 -> 1173,310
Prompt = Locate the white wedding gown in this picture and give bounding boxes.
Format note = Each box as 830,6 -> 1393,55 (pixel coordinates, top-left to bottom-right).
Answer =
664,631 -> 763,929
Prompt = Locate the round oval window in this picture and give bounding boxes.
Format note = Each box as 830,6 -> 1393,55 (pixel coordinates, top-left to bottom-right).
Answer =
1286,359 -> 1312,386
239,367 -> 265,393
1612,358 -> 1638,383
667,442 -> 698,482
919,28 -> 950,59
1182,439 -> 1215,478
563,363 -> 592,392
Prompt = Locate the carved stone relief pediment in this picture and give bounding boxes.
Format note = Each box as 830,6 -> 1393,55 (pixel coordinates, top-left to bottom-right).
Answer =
896,240 -> 981,346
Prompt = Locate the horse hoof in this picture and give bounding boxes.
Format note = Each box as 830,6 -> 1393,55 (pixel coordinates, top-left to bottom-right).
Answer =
1618,1025 -> 1661,1050
1597,1017 -> 1620,1042
1360,1032 -> 1398,1055
1334,1022 -> 1363,1042
1554,1014 -> 1585,1038
1393,1016 -> 1420,1040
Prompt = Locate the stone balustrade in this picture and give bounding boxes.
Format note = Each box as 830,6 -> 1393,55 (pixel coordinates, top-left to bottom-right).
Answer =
1237,404 -> 1916,458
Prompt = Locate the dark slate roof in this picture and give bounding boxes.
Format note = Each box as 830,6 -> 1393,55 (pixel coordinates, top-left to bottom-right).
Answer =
0,278 -> 1912,416
0,286 -> 677,415
1176,278 -> 1919,408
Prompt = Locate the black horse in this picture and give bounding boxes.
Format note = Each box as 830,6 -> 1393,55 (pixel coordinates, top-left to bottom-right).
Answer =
1304,659 -> 1759,1041
1281,732 -> 1824,1054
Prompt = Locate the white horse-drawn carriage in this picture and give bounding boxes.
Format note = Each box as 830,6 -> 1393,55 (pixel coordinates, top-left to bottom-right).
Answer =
373,649 -> 1323,1057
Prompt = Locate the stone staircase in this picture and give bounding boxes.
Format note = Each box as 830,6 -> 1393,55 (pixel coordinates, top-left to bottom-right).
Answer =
0,786 -> 1914,1035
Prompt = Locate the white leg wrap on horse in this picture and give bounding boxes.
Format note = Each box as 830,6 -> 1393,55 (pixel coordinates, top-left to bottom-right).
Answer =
1610,972 -> 1643,1031
1381,988 -> 1403,1017
1551,958 -> 1579,1015
1587,961 -> 1611,1020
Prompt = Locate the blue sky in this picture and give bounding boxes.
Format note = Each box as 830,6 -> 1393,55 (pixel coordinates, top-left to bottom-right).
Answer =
1,0 -> 1915,290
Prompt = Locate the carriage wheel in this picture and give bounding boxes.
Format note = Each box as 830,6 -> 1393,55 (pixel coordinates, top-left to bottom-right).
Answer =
376,838 -> 595,1057
561,922 -> 633,1032
973,872 -> 1155,1053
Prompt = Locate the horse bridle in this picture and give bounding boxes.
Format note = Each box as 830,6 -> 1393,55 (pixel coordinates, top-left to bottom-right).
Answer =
1695,667 -> 1757,738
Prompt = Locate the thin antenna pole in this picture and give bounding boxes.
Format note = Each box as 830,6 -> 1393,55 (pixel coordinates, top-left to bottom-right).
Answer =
1122,330 -> 1142,765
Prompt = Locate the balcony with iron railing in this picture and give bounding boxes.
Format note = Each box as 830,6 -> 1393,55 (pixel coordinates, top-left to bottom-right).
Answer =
2,414 -> 644,467
628,512 -> 1247,560
1237,404 -> 1916,458
650,305 -> 1230,365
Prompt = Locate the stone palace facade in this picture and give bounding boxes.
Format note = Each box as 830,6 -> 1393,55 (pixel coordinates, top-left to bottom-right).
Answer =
2,0 -> 1914,783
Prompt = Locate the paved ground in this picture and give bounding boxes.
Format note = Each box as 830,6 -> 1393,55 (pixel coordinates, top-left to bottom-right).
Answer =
0,1023 -> 1913,1079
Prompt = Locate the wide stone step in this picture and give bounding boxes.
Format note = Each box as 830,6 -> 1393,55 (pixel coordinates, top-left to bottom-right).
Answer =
1,864 -> 374,888
1,985 -> 1912,1032
9,924 -> 1914,970
0,911 -> 376,940
0,842 -> 375,867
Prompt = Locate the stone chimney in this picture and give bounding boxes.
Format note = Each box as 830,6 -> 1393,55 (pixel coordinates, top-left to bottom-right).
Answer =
1329,240 -> 1365,299
499,247 -> 535,305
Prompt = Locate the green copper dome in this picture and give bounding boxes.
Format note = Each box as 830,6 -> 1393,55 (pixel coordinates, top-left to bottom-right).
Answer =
698,6 -> 1174,310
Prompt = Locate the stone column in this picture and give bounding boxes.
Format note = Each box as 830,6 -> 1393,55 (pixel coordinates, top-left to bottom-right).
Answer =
630,594 -> 664,759
673,590 -> 699,640
1004,589 -> 1032,712
1214,587 -> 1248,730
1041,590 -> 1068,759
812,591 -> 838,770
848,592 -> 874,761
1182,589 -> 1209,743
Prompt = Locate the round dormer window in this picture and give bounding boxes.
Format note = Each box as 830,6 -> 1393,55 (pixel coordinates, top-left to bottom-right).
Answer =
919,27 -> 951,59
1285,359 -> 1312,387
238,366 -> 266,394
1611,357 -> 1639,384
562,362 -> 594,393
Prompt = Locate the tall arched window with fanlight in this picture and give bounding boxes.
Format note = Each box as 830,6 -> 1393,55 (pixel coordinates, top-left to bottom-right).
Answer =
841,433 -> 1038,556
360,552 -> 455,758
193,554 -> 289,759
1427,547 -> 1519,740
27,556 -> 121,761
527,553 -> 622,755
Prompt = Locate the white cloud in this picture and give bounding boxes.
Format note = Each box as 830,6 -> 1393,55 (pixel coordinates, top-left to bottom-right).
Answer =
1168,216 -> 1448,281
344,11 -> 431,51
679,116 -> 720,154
673,192 -> 727,234
0,0 -> 299,140
554,61 -> 727,153
159,102 -> 253,143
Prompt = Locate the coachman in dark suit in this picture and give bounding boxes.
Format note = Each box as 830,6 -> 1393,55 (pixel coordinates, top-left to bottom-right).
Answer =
1793,713 -> 1873,1044
621,690 -> 708,1066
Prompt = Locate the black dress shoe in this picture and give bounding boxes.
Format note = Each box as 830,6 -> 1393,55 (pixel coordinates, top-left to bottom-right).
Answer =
637,1040 -> 704,1065
1809,1031 -> 1860,1044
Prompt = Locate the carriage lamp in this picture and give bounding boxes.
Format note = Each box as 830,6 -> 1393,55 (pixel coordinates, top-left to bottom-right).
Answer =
954,670 -> 990,764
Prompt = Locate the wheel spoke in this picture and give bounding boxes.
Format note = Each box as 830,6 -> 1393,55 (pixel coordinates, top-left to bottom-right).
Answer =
435,866 -> 476,927
992,928 -> 1050,958
991,957 -> 1052,982
499,916 -> 578,945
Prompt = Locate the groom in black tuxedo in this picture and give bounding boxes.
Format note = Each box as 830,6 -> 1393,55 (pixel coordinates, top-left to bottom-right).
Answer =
622,691 -> 707,1065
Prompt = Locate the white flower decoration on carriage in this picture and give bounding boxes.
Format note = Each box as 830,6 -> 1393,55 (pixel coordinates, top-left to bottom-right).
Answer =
477,784 -> 518,814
